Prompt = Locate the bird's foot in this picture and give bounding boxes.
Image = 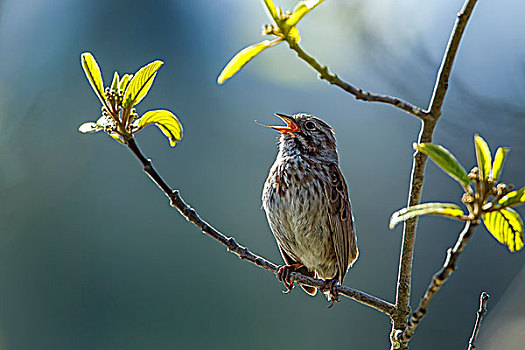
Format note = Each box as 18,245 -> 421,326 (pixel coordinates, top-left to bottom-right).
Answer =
277,263 -> 303,294
321,278 -> 340,308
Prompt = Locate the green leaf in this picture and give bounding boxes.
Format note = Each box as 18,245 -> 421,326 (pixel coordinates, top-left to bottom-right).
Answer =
499,187 -> 525,208
491,147 -> 509,181
123,61 -> 163,108
119,74 -> 133,94
285,0 -> 324,28
217,39 -> 282,84
110,71 -> 119,92
262,0 -> 279,22
482,208 -> 524,252
134,110 -> 183,147
390,203 -> 465,229
474,134 -> 492,181
80,52 -> 106,104
414,143 -> 470,186
78,122 -> 103,133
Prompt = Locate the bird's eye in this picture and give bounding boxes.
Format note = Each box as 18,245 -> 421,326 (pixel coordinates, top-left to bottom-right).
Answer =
304,121 -> 316,130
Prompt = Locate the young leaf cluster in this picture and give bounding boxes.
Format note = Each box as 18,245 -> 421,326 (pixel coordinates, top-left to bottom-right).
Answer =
217,0 -> 324,84
79,52 -> 183,147
390,135 -> 524,252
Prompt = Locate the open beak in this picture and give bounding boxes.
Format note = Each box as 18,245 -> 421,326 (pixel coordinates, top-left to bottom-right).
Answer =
266,113 -> 299,134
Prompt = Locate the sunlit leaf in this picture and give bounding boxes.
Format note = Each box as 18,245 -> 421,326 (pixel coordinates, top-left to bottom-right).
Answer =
474,134 -> 491,181
285,0 -> 324,28
96,115 -> 113,127
80,52 -> 106,104
110,71 -> 119,92
414,143 -> 470,186
491,147 -> 509,181
119,74 -> 133,94
217,39 -> 282,84
389,203 -> 465,229
134,110 -> 183,147
123,61 -> 163,108
78,122 -> 103,133
482,208 -> 524,252
499,187 -> 525,208
288,26 -> 301,43
262,0 -> 279,22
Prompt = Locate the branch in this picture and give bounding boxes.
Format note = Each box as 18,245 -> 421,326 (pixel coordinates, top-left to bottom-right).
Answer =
467,291 -> 489,350
392,0 -> 478,342
285,40 -> 429,121
125,137 -> 395,316
397,221 -> 478,344
429,0 -> 478,116
392,118 -> 436,330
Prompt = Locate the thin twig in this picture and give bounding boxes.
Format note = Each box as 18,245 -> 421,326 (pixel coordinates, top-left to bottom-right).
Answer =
397,221 -> 478,343
125,137 -> 395,316
392,1 -> 478,345
467,291 -> 489,350
285,40 -> 429,121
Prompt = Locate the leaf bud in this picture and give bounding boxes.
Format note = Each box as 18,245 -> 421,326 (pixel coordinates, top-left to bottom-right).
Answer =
468,167 -> 479,181
496,183 -> 507,196
462,193 -> 474,204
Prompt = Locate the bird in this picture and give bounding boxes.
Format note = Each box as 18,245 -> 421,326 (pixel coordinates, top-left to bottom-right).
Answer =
262,113 -> 358,305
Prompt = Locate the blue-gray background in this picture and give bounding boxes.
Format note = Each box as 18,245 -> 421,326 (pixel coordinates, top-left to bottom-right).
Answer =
0,0 -> 523,349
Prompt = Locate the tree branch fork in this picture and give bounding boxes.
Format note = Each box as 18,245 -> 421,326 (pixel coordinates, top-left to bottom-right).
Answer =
393,1 -> 478,346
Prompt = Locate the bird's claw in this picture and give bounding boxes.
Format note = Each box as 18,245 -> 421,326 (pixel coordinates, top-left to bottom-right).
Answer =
277,263 -> 302,294
321,278 -> 340,308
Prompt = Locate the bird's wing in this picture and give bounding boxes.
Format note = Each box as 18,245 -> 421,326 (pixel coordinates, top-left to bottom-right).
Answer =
325,164 -> 358,282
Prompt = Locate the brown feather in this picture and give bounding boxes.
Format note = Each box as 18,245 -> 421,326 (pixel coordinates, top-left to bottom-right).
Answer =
326,164 -> 358,283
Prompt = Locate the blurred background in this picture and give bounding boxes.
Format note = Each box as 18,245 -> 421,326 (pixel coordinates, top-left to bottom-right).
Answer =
0,0 -> 523,348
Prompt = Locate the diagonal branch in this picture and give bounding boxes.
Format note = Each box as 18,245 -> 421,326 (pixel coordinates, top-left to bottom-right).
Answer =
285,40 -> 429,121
125,137 -> 395,316
467,291 -> 489,350
428,0 -> 478,116
397,221 -> 478,344
392,0 -> 478,342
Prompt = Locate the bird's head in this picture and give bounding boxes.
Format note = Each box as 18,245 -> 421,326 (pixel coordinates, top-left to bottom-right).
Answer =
265,113 -> 338,162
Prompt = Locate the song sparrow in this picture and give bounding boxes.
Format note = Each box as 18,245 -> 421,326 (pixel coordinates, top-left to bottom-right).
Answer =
262,113 -> 358,304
